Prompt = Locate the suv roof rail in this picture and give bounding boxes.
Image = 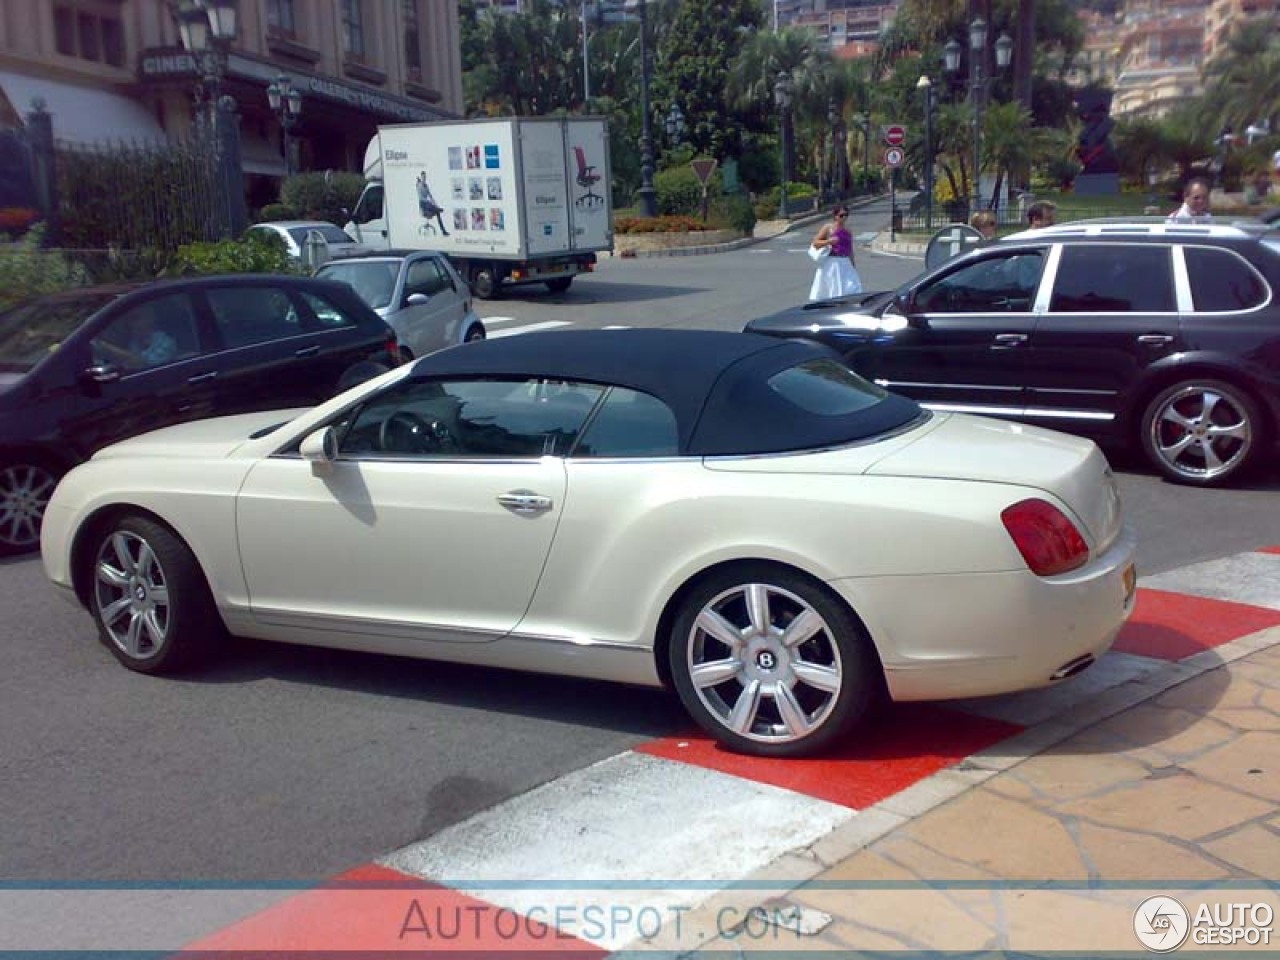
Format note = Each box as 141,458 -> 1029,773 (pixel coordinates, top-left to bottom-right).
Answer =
1005,218 -> 1269,241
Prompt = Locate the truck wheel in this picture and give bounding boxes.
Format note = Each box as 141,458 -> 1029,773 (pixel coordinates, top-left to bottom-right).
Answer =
470,265 -> 500,300
545,277 -> 573,294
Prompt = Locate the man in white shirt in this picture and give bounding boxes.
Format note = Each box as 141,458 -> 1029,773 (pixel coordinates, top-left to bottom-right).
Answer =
1168,177 -> 1212,222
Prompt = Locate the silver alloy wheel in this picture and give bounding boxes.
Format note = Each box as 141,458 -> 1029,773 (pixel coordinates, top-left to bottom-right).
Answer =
1148,384 -> 1253,482
0,462 -> 57,550
94,530 -> 171,661
685,581 -> 844,745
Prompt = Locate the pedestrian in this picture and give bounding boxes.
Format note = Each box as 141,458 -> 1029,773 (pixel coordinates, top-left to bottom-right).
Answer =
1026,200 -> 1057,229
970,209 -> 997,241
1168,176 -> 1212,222
808,205 -> 862,301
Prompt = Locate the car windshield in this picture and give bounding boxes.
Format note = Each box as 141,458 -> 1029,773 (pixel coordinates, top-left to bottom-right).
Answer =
288,225 -> 355,246
317,261 -> 400,310
0,292 -> 119,373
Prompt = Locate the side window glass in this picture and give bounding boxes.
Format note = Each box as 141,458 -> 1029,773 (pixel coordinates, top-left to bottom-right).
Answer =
207,287 -> 302,348
298,291 -> 357,329
575,388 -> 679,458
1050,246 -> 1175,312
90,294 -> 202,373
354,186 -> 384,223
914,253 -> 1042,313
338,378 -> 603,459
405,259 -> 448,297
1184,247 -> 1267,311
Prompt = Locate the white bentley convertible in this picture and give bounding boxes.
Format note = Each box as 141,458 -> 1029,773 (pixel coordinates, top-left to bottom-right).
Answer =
42,329 -> 1136,757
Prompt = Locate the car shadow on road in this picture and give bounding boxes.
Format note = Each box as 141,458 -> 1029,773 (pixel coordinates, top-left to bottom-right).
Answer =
188,636 -> 689,740
496,279 -> 706,306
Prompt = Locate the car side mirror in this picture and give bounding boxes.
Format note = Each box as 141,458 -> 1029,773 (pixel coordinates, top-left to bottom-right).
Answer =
82,364 -> 121,385
300,426 -> 337,474
405,292 -> 430,306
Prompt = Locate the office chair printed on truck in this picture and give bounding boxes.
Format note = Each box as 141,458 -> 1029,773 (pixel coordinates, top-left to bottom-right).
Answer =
573,146 -> 604,209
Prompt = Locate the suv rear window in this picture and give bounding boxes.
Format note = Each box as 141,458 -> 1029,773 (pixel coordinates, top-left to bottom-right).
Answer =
1184,247 -> 1268,312
1050,245 -> 1175,313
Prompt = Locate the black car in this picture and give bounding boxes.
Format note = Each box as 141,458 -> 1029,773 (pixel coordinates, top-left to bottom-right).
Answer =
0,274 -> 399,554
747,220 -> 1280,487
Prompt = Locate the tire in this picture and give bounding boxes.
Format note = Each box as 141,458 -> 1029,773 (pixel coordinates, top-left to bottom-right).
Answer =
545,277 -> 573,294
90,516 -> 221,675
398,345 -> 414,364
1140,379 -> 1262,486
335,360 -> 390,394
668,564 -> 879,757
464,324 -> 486,343
470,265 -> 500,300
0,457 -> 62,556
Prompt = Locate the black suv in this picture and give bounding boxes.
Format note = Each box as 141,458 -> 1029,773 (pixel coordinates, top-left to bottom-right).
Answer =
747,220 -> 1280,487
0,274 -> 399,554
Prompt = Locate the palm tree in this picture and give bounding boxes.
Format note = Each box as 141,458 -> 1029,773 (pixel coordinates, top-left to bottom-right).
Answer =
1203,24 -> 1280,135
727,28 -> 821,187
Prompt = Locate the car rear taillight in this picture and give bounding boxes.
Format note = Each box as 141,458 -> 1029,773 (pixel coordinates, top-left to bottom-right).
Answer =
385,330 -> 401,365
1001,498 -> 1090,576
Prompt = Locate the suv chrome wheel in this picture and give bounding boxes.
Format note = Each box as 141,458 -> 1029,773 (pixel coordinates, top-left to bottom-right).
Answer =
1142,380 -> 1259,486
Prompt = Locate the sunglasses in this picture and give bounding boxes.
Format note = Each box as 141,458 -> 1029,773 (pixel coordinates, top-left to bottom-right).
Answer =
835,213 -> 847,219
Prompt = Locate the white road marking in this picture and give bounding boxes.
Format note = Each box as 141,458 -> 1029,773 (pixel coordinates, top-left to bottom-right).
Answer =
380,751 -> 854,950
488,320 -> 573,338
479,315 -> 520,326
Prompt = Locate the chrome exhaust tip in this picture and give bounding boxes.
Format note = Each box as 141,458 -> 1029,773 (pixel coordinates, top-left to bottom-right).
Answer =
1050,654 -> 1096,681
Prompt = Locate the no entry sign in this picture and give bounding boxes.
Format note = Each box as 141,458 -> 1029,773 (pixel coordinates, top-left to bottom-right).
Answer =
883,124 -> 906,147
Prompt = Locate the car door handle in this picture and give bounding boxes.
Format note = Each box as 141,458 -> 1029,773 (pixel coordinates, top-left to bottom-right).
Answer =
187,371 -> 218,385
294,345 -> 320,358
992,333 -> 1028,347
497,491 -> 554,515
1137,334 -> 1174,346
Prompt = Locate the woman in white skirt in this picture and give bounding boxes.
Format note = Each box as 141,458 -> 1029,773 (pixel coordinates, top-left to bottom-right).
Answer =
808,205 -> 862,301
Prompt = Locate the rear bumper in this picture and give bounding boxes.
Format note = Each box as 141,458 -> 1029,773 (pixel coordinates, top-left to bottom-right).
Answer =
831,525 -> 1138,702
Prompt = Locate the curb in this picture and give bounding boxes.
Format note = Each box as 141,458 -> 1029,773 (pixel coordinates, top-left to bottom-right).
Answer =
620,195 -> 882,259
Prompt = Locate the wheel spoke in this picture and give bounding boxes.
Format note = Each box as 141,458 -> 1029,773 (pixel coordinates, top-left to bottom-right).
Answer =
100,595 -> 132,626
695,608 -> 744,651
1158,407 -> 1195,431
781,608 -> 824,649
110,533 -> 136,575
744,584 -> 772,634
792,660 -> 842,693
1159,434 -> 1196,458
1200,392 -> 1222,419
727,679 -> 762,734
136,541 -> 158,582
149,585 -> 169,607
97,562 -> 129,589
1200,440 -> 1225,473
142,610 -> 166,647
1206,421 -> 1247,442
690,657 -> 742,689
773,683 -> 814,737
124,610 -> 146,656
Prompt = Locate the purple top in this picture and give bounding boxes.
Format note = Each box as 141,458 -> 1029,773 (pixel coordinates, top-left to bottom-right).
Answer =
829,226 -> 852,257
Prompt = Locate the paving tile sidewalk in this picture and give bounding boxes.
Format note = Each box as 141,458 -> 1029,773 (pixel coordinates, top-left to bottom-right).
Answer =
643,627 -> 1280,956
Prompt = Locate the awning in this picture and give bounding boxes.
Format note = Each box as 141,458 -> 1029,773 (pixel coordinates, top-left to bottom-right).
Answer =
0,70 -> 166,147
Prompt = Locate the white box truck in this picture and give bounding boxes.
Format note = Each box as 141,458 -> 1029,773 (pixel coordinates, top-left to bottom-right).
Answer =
345,116 -> 613,299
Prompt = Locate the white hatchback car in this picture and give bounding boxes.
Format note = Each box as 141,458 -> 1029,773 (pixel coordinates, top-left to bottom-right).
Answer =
316,251 -> 485,360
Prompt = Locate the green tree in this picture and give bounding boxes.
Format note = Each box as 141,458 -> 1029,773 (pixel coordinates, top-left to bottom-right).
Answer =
1202,24 -> 1280,136
653,0 -> 763,161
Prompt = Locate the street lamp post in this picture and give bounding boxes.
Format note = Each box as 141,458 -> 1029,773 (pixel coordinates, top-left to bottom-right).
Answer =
945,19 -> 1012,218
174,0 -> 245,239
266,74 -> 303,176
629,0 -> 657,217
775,74 -> 791,218
917,75 -> 935,231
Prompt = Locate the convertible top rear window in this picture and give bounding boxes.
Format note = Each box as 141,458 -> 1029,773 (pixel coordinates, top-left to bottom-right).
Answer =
769,358 -> 888,415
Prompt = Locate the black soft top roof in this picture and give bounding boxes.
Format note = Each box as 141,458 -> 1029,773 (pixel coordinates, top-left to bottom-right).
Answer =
409,328 -> 921,456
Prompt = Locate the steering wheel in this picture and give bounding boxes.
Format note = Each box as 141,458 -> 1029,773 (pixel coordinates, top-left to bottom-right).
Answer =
379,410 -> 459,454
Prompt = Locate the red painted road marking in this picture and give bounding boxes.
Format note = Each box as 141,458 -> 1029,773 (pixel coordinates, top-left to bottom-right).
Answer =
1112,587 -> 1280,661
1257,545 -> 1280,555
638,704 -> 1022,809
182,863 -> 606,955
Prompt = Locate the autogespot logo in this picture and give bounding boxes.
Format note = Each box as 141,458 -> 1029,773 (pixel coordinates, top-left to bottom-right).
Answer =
1135,895 -> 1191,952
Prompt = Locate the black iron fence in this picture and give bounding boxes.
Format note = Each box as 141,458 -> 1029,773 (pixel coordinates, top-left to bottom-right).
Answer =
13,100 -> 247,255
